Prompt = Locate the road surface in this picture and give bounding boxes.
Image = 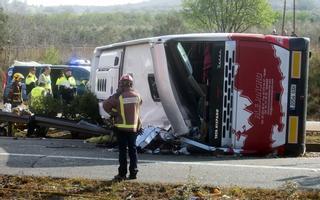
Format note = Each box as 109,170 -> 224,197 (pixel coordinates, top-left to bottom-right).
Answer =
0,137 -> 319,189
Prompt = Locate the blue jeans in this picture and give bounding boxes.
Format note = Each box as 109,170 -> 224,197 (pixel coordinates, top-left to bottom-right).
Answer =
116,130 -> 138,176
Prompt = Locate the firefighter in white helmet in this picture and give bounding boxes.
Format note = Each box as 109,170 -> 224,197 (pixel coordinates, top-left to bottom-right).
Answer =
103,74 -> 142,181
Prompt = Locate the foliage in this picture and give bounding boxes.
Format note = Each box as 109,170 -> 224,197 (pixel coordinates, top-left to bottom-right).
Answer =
5,11 -> 190,48
28,95 -> 62,117
62,91 -> 102,124
0,7 -> 8,48
41,46 -> 61,64
182,0 -> 276,32
308,50 -> 320,120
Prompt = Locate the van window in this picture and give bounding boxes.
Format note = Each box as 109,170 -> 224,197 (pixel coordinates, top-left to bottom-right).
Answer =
71,68 -> 90,85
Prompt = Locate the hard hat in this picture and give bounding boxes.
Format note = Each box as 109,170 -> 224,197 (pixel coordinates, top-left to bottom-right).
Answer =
13,73 -> 24,81
120,74 -> 133,83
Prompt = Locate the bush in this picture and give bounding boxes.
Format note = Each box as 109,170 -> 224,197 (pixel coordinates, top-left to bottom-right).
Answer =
62,91 -> 102,124
307,50 -> 320,120
29,95 -> 62,117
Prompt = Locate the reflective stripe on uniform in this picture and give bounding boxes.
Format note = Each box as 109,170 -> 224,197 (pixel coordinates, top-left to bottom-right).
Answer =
122,97 -> 140,104
115,95 -> 138,129
114,124 -> 137,128
119,95 -> 126,125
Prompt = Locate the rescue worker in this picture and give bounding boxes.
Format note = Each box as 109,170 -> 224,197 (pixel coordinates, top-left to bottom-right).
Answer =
103,74 -> 142,181
8,73 -> 25,107
29,82 -> 47,109
56,68 -> 77,104
25,67 -> 37,95
38,66 -> 52,95
27,82 -> 47,137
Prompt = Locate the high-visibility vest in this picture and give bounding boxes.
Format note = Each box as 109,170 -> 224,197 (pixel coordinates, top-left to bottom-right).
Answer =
26,73 -> 37,85
39,73 -> 52,92
31,86 -> 46,98
104,88 -> 142,132
30,86 -> 46,108
56,76 -> 76,88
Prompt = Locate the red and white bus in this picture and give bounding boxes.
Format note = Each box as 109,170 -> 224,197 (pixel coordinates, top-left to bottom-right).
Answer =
91,33 -> 309,156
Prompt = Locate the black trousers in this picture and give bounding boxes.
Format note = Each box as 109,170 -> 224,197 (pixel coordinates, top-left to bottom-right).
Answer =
116,130 -> 138,176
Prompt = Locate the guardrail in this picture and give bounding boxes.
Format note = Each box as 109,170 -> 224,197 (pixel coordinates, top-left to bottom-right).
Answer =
306,121 -> 320,132
0,111 -> 111,136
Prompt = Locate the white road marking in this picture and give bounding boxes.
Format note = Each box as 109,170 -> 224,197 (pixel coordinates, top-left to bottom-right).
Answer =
0,152 -> 319,172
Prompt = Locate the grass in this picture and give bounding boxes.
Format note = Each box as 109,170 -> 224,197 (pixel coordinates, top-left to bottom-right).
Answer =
306,132 -> 320,144
0,175 -> 319,200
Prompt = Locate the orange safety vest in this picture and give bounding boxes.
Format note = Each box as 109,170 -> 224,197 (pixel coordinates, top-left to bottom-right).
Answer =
103,88 -> 142,132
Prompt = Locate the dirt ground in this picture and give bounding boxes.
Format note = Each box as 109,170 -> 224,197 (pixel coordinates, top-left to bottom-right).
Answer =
0,175 -> 319,200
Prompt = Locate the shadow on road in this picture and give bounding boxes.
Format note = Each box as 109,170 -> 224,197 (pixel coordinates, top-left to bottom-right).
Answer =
277,175 -> 320,188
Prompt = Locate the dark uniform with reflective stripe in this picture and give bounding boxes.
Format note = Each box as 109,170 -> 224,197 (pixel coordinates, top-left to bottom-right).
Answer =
9,81 -> 23,107
103,87 -> 142,178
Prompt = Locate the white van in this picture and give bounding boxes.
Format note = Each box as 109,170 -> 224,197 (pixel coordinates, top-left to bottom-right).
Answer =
91,33 -> 310,156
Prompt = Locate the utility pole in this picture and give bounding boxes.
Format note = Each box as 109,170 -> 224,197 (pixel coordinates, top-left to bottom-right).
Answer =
293,0 -> 296,34
281,0 -> 287,35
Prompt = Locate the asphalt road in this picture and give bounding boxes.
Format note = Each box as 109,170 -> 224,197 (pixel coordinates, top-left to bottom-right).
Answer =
0,137 -> 319,189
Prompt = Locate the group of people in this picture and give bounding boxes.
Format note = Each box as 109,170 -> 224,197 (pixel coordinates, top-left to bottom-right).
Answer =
8,66 -> 77,108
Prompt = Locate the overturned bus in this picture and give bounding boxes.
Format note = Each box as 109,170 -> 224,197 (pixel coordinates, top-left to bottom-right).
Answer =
90,33 -> 309,156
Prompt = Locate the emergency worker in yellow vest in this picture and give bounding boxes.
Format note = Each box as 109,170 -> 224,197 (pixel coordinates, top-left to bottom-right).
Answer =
38,66 -> 52,95
56,68 -> 77,104
29,82 -> 47,109
27,82 -> 47,137
9,73 -> 25,107
25,67 -> 37,95
103,74 -> 142,181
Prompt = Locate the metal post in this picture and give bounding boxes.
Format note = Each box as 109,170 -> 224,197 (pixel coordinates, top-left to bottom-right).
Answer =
281,0 -> 287,35
293,0 -> 296,34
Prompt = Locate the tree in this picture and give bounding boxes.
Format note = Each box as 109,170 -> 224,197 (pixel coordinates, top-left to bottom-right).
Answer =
182,0 -> 276,32
0,7 -> 8,47
41,46 -> 61,64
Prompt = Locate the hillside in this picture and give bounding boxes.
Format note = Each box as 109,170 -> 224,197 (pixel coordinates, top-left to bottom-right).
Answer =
2,0 -> 320,14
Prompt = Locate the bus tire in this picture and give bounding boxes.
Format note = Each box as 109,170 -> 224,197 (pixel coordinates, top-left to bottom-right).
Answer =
284,143 -> 306,157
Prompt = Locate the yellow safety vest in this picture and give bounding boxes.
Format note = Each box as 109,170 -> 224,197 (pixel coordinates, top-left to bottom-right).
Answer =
25,73 -> 37,85
39,73 -> 52,92
31,86 -> 46,98
30,86 -> 46,108
56,76 -> 76,88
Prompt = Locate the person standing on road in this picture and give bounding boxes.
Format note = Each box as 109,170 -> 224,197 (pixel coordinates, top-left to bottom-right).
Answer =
25,67 -> 37,95
38,66 -> 52,95
103,74 -> 142,181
